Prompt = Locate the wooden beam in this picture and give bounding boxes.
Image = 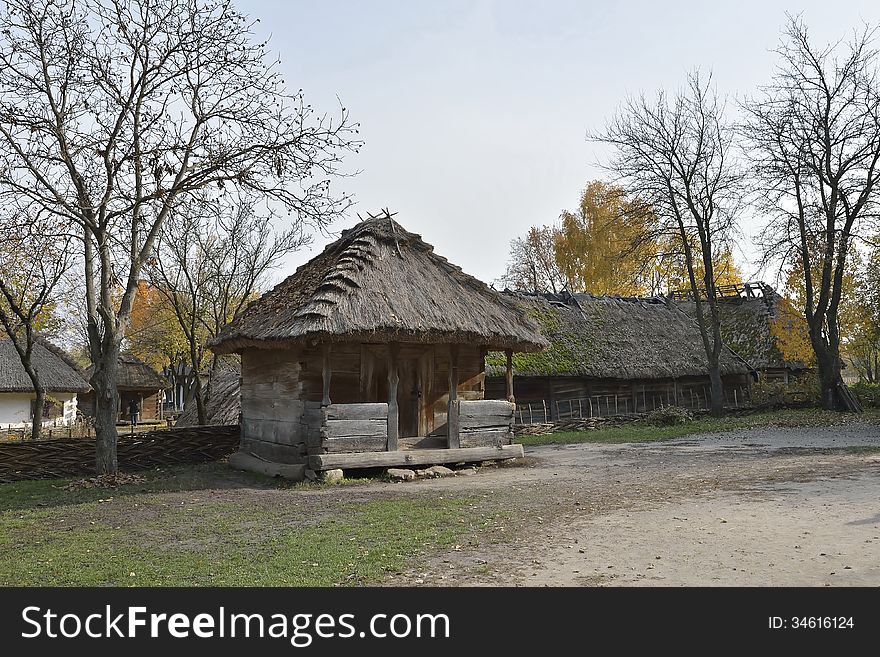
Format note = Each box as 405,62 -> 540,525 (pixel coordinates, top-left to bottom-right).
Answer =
321,343 -> 332,407
308,444 -> 524,471
447,344 -> 460,449
387,343 -> 399,451
323,403 -> 388,421
505,349 -> 515,403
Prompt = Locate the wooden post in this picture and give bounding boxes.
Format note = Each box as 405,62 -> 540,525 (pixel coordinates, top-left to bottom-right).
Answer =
387,343 -> 399,451
321,343 -> 332,407
505,349 -> 515,403
447,344 -> 460,449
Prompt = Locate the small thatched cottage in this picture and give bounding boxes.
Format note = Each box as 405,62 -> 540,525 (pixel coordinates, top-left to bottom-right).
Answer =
0,338 -> 90,429
210,213 -> 548,478
485,292 -> 755,421
174,363 -> 242,428
672,282 -> 812,383
80,354 -> 169,423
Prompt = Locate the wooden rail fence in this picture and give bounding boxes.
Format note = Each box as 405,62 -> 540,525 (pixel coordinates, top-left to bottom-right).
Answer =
0,425 -> 240,483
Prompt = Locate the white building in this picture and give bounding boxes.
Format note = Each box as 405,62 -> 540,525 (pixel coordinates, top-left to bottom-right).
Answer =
0,338 -> 90,430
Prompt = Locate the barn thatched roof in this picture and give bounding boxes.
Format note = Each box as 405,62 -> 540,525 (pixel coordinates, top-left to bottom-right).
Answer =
210,213 -> 549,354
0,337 -> 90,393
485,292 -> 752,380
85,353 -> 168,391
673,284 -> 811,372
174,363 -> 242,427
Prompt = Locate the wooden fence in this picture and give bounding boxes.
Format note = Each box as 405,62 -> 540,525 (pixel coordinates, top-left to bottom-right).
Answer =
515,386 -> 752,425
0,425 -> 240,483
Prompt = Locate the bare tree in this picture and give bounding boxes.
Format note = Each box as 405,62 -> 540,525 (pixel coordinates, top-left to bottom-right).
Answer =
147,192 -> 306,425
0,209 -> 72,440
741,16 -> 880,410
0,0 -> 360,473
498,225 -> 566,294
592,71 -> 742,416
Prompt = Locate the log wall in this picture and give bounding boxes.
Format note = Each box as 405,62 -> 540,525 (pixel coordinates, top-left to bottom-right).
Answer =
458,399 -> 514,448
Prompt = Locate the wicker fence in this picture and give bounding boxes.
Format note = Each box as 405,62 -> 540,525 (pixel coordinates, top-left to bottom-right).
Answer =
0,425 -> 240,483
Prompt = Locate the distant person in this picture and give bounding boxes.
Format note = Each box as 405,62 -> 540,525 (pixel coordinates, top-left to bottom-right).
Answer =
128,399 -> 140,427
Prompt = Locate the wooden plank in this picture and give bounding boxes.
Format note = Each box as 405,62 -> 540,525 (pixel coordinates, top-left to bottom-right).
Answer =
387,343 -> 399,451
240,438 -> 307,464
459,416 -> 513,429
323,403 -> 388,421
448,345 -> 460,449
229,451 -> 306,480
321,419 -> 387,439
322,436 -> 387,453
458,400 -> 515,417
309,444 -> 524,471
459,430 -> 512,448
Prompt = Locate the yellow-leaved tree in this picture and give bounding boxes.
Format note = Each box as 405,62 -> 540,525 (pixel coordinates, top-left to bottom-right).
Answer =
554,181 -> 656,295
127,280 -> 189,372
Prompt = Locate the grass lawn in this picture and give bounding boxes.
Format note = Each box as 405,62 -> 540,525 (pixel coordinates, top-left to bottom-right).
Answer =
0,464 -> 506,586
516,407 -> 880,446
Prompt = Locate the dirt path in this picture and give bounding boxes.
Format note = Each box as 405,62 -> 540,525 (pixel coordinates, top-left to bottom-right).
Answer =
380,423 -> 880,586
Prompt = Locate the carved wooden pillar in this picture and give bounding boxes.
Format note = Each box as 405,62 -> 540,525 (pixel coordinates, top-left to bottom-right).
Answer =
387,343 -> 399,451
505,349 -> 515,403
321,343 -> 332,407
447,344 -> 460,449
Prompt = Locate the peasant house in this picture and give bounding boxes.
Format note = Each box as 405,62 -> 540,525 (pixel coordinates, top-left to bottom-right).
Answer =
485,292 -> 755,422
209,213 -> 548,479
79,353 -> 169,423
671,282 -> 813,383
0,337 -> 90,429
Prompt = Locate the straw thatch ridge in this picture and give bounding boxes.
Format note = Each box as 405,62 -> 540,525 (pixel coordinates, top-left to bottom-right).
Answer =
0,337 -> 90,393
486,292 -> 752,379
210,212 -> 549,354
174,363 -> 242,427
85,353 -> 168,391
673,285 -> 810,371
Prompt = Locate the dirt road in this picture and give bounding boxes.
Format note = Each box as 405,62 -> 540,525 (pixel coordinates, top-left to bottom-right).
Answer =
383,423 -> 880,586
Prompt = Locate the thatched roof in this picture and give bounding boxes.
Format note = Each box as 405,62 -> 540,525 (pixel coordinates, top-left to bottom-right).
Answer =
85,353 -> 168,391
0,337 -> 90,393
174,363 -> 242,427
485,292 -> 752,380
673,285 -> 811,371
210,213 -> 549,354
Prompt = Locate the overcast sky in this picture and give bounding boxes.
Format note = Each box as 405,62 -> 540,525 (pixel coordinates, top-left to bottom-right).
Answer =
240,0 -> 880,287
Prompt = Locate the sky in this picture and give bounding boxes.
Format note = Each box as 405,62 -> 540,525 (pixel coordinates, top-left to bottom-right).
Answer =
239,0 -> 880,287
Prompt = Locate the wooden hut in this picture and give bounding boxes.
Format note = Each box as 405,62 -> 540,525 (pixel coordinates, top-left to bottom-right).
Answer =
209,213 -> 548,479
174,363 -> 242,428
80,354 -> 169,423
671,282 -> 812,383
485,292 -> 754,422
0,337 -> 90,429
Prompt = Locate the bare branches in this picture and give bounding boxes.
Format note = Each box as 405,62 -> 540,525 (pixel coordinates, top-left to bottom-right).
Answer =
591,69 -> 741,415
0,0 -> 360,471
741,15 -> 880,409
145,191 -> 305,424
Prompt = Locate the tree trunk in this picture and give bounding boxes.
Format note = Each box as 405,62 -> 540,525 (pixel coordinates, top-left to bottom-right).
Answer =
92,348 -> 121,475
193,371 -> 206,426
809,323 -> 843,410
815,349 -> 842,410
30,387 -> 44,441
708,362 -> 724,417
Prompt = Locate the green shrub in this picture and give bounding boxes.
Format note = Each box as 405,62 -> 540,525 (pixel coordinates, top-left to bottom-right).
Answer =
644,405 -> 693,426
751,372 -> 820,408
851,382 -> 880,407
